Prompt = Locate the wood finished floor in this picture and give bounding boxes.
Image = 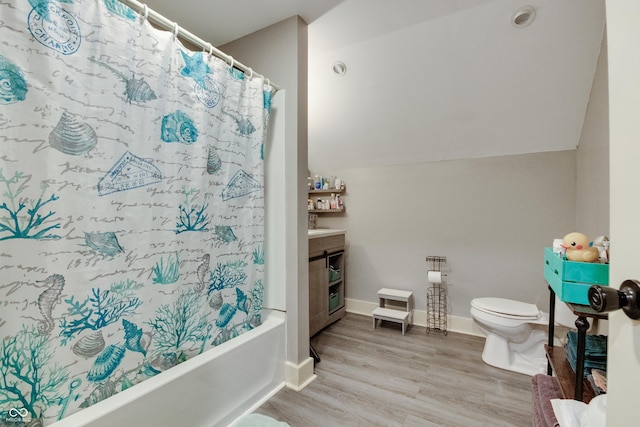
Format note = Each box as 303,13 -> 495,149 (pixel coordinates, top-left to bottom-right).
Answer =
256,314 -> 533,427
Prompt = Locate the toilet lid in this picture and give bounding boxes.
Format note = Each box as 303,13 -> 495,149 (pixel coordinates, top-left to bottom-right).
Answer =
471,297 -> 539,318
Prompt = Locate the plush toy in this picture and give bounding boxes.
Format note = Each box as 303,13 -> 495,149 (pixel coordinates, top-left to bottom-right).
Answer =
561,232 -> 600,263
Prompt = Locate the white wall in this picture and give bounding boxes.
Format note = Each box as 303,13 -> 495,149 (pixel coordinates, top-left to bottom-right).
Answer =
576,32 -> 610,238
316,150 -> 577,317
222,17 -> 311,370
605,2 -> 640,425
572,29 -> 610,334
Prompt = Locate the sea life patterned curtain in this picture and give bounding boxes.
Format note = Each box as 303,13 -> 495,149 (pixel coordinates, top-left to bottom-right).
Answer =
0,0 -> 272,425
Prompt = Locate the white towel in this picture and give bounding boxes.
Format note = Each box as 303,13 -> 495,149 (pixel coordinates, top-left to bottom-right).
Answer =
550,395 -> 606,427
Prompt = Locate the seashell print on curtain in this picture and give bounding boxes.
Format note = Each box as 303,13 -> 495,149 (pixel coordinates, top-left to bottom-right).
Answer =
0,0 -> 273,425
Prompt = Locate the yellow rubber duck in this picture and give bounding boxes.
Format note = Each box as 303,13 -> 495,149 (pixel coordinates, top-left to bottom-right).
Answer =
561,232 -> 600,263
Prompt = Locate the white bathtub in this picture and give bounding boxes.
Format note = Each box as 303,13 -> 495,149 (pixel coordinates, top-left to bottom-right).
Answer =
51,310 -> 286,427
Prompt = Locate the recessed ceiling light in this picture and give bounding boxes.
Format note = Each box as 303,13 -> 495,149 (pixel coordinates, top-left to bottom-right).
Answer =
332,61 -> 347,76
512,6 -> 536,28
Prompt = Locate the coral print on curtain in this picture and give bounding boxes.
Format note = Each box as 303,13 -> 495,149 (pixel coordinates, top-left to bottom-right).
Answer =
0,0 -> 274,425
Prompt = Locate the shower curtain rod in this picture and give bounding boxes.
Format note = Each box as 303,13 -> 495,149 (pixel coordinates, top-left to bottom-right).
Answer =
117,0 -> 280,91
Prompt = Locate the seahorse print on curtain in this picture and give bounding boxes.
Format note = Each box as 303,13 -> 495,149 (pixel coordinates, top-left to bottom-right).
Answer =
0,0 -> 274,425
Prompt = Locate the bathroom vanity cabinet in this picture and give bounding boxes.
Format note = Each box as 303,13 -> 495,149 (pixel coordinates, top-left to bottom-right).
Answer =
309,230 -> 346,336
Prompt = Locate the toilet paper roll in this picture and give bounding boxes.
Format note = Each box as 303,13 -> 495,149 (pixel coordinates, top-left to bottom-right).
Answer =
427,270 -> 442,284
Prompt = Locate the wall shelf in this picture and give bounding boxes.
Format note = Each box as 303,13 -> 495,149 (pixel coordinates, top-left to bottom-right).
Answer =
308,187 -> 346,214
544,345 -> 596,403
309,188 -> 344,195
309,208 -> 344,213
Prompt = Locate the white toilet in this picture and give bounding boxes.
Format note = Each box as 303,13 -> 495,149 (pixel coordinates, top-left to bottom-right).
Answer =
470,297 -> 549,376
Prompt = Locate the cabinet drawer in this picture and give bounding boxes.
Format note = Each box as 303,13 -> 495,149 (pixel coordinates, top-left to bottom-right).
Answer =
544,247 -> 609,305
309,234 -> 345,258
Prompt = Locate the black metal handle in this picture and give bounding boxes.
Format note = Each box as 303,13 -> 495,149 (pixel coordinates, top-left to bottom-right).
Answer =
589,280 -> 640,320
588,285 -> 624,312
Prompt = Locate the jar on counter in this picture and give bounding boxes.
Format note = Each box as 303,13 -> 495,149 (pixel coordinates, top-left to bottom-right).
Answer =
308,213 -> 318,230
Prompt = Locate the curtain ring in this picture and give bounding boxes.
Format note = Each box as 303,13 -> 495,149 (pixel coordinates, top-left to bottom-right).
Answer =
142,4 -> 148,23
172,22 -> 179,40
228,56 -> 234,70
248,67 -> 253,79
265,78 -> 270,87
202,43 -> 212,57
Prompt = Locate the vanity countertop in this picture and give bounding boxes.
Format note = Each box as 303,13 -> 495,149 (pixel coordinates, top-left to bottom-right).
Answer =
308,229 -> 346,239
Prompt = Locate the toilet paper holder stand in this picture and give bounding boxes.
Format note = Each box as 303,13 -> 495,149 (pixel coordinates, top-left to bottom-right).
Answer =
426,256 -> 448,335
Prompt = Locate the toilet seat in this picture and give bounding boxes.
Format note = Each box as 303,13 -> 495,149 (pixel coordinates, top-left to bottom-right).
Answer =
471,297 -> 540,320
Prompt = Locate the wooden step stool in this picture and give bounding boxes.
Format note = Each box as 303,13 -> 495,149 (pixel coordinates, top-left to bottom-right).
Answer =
372,288 -> 414,335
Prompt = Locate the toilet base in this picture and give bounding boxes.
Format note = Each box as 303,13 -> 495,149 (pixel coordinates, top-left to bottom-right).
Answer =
481,329 -> 547,376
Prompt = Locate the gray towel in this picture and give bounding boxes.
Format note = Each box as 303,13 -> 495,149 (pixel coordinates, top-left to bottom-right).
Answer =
531,374 -> 561,427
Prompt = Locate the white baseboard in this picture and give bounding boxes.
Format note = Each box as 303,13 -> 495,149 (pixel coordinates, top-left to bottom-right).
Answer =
284,357 -> 316,391
345,298 -> 485,337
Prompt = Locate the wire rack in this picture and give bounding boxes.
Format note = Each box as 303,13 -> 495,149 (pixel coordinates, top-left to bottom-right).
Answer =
426,256 -> 447,336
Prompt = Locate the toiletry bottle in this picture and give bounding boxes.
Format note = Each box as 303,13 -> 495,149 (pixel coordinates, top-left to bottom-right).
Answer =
314,175 -> 321,190
316,199 -> 322,210
336,194 -> 342,209
330,194 -> 337,209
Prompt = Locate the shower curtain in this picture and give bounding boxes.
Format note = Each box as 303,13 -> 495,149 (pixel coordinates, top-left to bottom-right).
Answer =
0,0 -> 273,425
